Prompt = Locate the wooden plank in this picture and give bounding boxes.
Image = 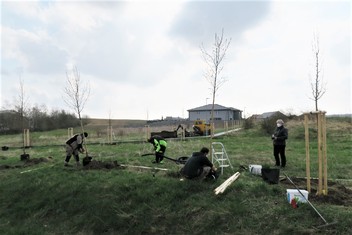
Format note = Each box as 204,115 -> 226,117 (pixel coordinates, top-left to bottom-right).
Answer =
214,172 -> 240,195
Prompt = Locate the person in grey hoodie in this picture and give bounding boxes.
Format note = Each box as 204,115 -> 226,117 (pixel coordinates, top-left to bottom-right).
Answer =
65,132 -> 88,166
272,119 -> 288,168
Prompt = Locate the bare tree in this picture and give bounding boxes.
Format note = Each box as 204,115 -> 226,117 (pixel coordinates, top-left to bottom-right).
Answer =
310,33 -> 326,111
63,66 -> 90,133
17,77 -> 27,121
16,76 -> 30,155
200,29 -> 231,136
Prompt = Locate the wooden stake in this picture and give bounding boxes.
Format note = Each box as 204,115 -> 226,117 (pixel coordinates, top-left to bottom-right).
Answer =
304,115 -> 311,193
317,113 -> 323,195
68,127 -> 73,138
23,129 -> 30,147
304,111 -> 328,195
322,113 -> 328,195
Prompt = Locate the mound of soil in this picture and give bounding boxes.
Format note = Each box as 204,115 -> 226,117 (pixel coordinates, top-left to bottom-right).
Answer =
83,159 -> 121,170
280,177 -> 352,207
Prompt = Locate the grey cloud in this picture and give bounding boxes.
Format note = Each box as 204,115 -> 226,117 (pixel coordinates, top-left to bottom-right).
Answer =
20,41 -> 67,74
75,24 -> 146,85
19,39 -> 68,75
169,1 -> 271,46
75,23 -> 178,87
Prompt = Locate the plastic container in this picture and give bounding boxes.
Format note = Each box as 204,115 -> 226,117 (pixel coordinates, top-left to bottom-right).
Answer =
249,165 -> 262,175
286,189 -> 309,203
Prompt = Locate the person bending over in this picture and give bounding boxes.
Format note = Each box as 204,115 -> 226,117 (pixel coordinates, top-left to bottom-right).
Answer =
148,135 -> 167,164
65,132 -> 88,167
181,147 -> 217,180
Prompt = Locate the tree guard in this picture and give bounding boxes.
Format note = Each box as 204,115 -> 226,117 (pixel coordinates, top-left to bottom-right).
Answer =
23,129 -> 30,147
68,127 -> 73,138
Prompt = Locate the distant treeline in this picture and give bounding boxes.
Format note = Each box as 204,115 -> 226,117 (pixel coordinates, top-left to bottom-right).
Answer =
0,108 -> 80,134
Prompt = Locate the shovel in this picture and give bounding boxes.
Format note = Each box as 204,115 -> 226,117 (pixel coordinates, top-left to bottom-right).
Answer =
283,173 -> 337,229
141,153 -> 189,164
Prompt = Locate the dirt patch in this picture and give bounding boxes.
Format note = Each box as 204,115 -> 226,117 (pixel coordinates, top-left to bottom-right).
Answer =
83,159 -> 121,170
23,157 -> 53,166
280,177 -> 352,207
0,157 -> 53,170
0,164 -> 22,170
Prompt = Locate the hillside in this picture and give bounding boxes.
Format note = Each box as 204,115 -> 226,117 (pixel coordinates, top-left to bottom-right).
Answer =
85,118 -> 147,127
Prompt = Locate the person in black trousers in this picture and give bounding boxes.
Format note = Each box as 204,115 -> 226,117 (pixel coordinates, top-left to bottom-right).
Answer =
147,135 -> 167,164
180,147 -> 217,180
272,119 -> 288,168
65,132 -> 88,167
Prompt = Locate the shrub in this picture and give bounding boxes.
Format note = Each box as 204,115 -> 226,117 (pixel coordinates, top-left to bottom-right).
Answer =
261,114 -> 287,134
243,118 -> 254,129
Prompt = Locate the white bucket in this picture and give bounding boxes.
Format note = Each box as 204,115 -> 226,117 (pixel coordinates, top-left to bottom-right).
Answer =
286,189 -> 309,203
249,164 -> 262,175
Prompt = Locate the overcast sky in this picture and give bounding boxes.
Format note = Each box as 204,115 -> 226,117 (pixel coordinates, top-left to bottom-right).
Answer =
1,0 -> 351,120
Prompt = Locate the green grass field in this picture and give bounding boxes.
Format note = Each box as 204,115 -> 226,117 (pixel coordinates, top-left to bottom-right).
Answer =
0,118 -> 351,234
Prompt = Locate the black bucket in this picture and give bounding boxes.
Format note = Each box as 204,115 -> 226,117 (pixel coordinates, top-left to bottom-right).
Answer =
261,168 -> 280,184
83,156 -> 93,166
20,154 -> 30,161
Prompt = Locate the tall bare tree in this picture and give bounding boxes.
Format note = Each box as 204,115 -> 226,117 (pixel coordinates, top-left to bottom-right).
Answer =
310,34 -> 326,111
200,29 -> 231,136
17,77 -> 26,121
16,76 -> 29,154
63,66 -> 90,133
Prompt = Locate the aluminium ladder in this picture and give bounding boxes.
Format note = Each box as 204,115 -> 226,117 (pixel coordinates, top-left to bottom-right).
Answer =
211,142 -> 233,174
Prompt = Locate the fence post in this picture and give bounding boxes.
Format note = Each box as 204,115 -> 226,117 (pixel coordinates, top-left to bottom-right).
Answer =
224,121 -> 228,132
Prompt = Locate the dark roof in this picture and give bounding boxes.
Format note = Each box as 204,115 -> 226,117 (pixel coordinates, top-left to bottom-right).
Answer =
188,104 -> 241,112
0,110 -> 17,114
257,111 -> 286,119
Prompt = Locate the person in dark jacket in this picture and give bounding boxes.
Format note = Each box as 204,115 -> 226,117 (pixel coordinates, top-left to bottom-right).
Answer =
272,119 -> 288,168
148,135 -> 167,164
180,147 -> 217,180
65,132 -> 88,167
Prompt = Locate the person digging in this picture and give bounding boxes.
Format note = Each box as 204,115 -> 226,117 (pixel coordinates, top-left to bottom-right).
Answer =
64,132 -> 88,167
180,147 -> 217,180
147,135 -> 167,164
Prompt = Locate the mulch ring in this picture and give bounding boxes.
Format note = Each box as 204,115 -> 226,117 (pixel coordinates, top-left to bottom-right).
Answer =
280,177 -> 352,207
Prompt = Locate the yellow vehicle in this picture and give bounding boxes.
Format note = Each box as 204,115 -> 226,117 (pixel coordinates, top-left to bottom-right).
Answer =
192,120 -> 211,136
149,121 -> 212,139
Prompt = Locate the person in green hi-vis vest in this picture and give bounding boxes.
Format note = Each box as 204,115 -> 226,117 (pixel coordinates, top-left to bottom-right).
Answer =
148,135 -> 167,164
